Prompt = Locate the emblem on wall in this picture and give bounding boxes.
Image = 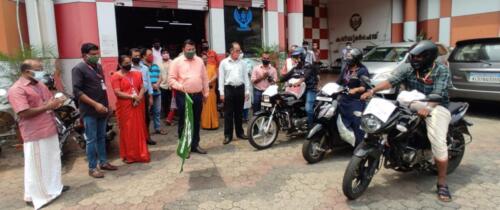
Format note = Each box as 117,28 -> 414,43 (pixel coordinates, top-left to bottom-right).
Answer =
350,13 -> 362,31
233,7 -> 253,32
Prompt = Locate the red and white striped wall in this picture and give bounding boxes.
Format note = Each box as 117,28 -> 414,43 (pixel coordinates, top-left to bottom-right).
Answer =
403,0 -> 417,42
391,0 -> 404,43
303,2 -> 329,63
264,0 -> 279,47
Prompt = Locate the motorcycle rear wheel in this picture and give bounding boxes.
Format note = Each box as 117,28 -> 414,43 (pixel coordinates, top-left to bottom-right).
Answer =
248,115 -> 279,150
342,156 -> 378,200
433,131 -> 466,174
302,136 -> 326,164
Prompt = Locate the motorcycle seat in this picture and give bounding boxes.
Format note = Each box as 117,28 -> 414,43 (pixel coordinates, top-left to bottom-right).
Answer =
287,100 -> 303,107
447,102 -> 467,115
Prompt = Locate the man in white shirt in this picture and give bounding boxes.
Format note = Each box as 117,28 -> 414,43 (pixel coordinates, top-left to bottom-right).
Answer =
152,39 -> 163,65
218,42 -> 250,145
302,41 -> 316,65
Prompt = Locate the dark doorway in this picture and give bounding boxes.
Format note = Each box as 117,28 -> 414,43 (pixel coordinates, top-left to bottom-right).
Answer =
115,6 -> 206,57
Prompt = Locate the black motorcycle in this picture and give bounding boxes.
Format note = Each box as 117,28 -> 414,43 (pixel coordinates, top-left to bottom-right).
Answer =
302,82 -> 356,164
248,78 -> 308,150
342,78 -> 472,200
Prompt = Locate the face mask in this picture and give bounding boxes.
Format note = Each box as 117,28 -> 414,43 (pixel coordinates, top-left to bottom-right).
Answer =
122,64 -> 132,71
146,55 -> 154,63
262,60 -> 271,66
29,70 -> 46,82
185,50 -> 196,59
153,45 -> 160,50
202,46 -> 209,51
132,57 -> 141,64
162,54 -> 170,60
346,46 -> 352,50
87,55 -> 100,65
345,58 -> 355,67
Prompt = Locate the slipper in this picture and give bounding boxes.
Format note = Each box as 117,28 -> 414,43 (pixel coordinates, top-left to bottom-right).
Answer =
437,184 -> 452,202
155,130 -> 168,135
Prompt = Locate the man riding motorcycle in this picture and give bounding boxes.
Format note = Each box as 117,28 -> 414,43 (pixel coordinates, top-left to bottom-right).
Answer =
280,47 -> 318,126
361,40 -> 453,202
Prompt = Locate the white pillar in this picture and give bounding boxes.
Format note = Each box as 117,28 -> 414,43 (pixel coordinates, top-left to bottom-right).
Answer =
208,8 -> 226,54
265,10 -> 279,47
38,0 -> 59,57
288,13 -> 304,46
25,1 -> 43,56
96,2 -> 119,58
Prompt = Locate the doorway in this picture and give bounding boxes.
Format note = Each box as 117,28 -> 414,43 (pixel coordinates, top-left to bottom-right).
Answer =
115,6 -> 206,57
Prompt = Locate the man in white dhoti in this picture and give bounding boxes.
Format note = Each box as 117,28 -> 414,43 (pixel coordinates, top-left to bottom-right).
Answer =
7,59 -> 70,209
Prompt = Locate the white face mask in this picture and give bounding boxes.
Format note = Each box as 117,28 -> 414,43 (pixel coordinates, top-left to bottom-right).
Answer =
29,70 -> 47,82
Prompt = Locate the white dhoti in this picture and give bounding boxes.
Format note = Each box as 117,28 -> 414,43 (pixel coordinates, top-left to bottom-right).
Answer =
23,134 -> 63,210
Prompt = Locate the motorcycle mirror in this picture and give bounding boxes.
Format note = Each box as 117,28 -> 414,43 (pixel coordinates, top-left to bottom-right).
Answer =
0,89 -> 6,97
422,94 -> 442,103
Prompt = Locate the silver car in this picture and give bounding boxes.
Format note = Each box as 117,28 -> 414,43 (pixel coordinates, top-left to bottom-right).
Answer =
362,42 -> 414,95
449,38 -> 500,101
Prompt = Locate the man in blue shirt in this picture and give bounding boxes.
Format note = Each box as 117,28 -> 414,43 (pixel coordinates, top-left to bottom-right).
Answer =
143,48 -> 166,135
130,48 -> 156,145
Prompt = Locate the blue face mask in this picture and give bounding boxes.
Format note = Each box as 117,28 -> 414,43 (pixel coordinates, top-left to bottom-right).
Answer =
29,70 -> 47,82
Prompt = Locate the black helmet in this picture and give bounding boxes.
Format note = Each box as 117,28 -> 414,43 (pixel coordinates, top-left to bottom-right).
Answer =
291,47 -> 306,64
408,40 -> 438,70
345,48 -> 363,66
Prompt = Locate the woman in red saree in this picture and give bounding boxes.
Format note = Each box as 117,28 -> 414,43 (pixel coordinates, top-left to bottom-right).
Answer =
111,55 -> 150,163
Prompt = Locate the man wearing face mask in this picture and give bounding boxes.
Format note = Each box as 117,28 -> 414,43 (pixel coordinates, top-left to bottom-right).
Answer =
72,43 -> 118,179
251,52 -> 278,113
218,42 -> 250,145
152,39 -> 163,65
144,48 -> 166,136
130,48 -> 156,145
8,59 -> 70,209
159,49 -> 172,120
168,39 -> 210,154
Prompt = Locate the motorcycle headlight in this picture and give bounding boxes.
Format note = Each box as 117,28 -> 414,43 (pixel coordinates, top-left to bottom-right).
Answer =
263,95 -> 270,102
318,101 -> 337,119
361,114 -> 383,133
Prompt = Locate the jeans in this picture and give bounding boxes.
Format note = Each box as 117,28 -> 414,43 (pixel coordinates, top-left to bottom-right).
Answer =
243,109 -> 249,121
151,94 -> 162,131
83,116 -> 108,170
252,89 -> 264,114
305,89 -> 317,126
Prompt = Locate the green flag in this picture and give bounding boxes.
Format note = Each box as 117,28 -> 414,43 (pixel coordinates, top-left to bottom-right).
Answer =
177,93 -> 193,173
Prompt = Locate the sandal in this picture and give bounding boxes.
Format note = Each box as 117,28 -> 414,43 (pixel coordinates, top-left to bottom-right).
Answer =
155,129 -> 168,135
437,184 -> 452,202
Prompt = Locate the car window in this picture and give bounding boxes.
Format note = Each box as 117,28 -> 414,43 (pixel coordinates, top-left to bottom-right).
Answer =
363,47 -> 409,62
451,43 -> 500,62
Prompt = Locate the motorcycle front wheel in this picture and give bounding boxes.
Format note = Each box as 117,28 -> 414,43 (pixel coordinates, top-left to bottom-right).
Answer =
342,155 -> 379,200
248,114 -> 279,150
302,135 -> 326,164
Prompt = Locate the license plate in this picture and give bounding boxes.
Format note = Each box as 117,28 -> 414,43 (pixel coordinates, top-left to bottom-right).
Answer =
261,102 -> 273,107
316,96 -> 333,102
468,72 -> 500,83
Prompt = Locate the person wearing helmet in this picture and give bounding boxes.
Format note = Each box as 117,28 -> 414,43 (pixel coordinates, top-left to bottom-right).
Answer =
336,48 -> 370,146
361,40 -> 453,202
280,47 -> 319,126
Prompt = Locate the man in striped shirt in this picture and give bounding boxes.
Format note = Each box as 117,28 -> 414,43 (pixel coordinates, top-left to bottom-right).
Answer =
144,48 -> 167,135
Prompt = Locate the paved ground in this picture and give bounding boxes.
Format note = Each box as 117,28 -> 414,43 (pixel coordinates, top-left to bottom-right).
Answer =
1,91 -> 499,210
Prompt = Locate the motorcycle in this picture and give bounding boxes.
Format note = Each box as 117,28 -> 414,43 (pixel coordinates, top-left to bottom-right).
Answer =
44,74 -> 116,154
342,76 -> 472,200
0,88 -> 17,154
247,77 -> 308,150
302,82 -> 357,164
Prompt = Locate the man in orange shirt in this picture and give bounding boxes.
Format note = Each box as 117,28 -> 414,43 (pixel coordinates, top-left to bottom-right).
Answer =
168,39 -> 210,154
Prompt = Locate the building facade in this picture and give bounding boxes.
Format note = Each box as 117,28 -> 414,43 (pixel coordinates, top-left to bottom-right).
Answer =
1,0 -> 499,108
